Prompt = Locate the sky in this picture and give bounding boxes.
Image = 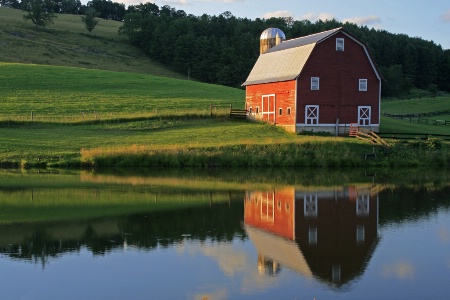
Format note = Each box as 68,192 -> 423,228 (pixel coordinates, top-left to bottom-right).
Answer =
112,0 -> 450,50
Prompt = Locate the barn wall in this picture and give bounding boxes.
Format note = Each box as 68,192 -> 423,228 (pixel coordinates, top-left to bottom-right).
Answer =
296,31 -> 380,133
295,186 -> 379,283
246,80 -> 296,132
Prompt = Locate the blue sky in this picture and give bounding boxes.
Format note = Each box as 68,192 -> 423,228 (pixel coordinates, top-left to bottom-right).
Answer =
117,0 -> 450,50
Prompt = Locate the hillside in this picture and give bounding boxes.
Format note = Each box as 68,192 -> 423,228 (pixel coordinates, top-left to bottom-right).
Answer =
0,7 -> 184,79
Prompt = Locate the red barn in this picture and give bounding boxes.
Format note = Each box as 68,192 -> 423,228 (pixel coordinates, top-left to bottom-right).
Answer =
243,27 -> 381,134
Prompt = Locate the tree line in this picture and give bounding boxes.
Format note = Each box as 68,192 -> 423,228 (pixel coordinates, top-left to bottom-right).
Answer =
118,4 -> 450,97
1,0 -> 125,19
2,0 -> 449,97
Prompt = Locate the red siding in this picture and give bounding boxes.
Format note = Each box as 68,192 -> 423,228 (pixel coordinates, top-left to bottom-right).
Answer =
297,32 -> 380,125
246,80 -> 296,131
244,188 -> 295,240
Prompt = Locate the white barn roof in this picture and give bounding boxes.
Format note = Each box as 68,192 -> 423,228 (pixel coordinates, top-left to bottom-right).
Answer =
243,28 -> 342,86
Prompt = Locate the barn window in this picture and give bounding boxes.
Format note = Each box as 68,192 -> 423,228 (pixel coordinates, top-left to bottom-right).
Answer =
357,225 -> 365,243
311,77 -> 319,90
249,107 -> 253,114
256,106 -> 259,114
305,105 -> 319,125
287,107 -> 291,115
279,108 -> 283,115
309,227 -> 317,245
336,38 -> 344,51
304,193 -> 318,217
359,79 -> 368,91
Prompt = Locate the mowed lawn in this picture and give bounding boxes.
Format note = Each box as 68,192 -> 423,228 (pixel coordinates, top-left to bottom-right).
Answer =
0,63 -> 312,162
381,96 -> 450,135
0,119 -> 308,162
0,63 -> 244,118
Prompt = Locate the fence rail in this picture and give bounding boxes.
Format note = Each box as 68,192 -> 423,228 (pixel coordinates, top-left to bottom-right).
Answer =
378,132 -> 450,141
229,109 -> 248,119
382,109 -> 450,118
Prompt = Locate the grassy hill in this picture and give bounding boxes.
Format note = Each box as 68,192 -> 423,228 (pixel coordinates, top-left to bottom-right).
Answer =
0,7 -> 449,168
0,7 -> 184,79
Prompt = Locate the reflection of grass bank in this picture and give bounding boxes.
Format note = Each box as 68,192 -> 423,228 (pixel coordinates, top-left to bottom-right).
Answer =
1,166 -> 450,224
0,188 -> 239,224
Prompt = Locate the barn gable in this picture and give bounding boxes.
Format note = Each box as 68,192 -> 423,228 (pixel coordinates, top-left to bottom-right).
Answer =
243,27 -> 380,86
244,27 -> 382,135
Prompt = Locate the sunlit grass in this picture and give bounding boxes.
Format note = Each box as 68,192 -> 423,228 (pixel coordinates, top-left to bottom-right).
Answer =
381,96 -> 450,114
0,7 -> 183,78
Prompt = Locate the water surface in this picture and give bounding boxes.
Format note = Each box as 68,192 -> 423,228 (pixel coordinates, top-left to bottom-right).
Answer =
0,168 -> 449,299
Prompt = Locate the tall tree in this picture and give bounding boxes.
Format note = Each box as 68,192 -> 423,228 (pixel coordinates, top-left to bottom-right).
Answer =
22,0 -> 57,28
81,7 -> 99,33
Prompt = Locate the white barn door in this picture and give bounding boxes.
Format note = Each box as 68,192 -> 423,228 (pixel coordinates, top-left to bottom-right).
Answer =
358,106 -> 371,126
262,95 -> 275,124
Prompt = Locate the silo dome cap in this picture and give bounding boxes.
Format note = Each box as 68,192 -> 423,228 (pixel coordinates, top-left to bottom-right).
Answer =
260,28 -> 286,40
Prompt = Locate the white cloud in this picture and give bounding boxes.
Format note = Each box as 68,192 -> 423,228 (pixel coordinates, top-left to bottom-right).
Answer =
161,0 -> 190,5
262,10 -> 293,19
343,15 -> 381,26
300,12 -> 335,22
441,10 -> 450,22
119,0 -> 146,6
197,0 -> 245,3
439,227 -> 450,243
381,261 -> 415,280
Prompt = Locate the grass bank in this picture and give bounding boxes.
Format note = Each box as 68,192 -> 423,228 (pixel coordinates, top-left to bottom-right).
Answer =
80,138 -> 450,169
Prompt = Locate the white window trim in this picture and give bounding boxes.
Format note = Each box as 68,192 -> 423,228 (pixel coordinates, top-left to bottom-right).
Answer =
305,105 -> 319,125
311,77 -> 319,90
358,106 -> 371,126
357,194 -> 370,216
359,79 -> 368,91
336,38 -> 344,51
304,193 -> 318,217
261,191 -> 275,223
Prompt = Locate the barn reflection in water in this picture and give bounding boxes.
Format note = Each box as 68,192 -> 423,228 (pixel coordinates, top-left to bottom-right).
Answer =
244,185 -> 379,286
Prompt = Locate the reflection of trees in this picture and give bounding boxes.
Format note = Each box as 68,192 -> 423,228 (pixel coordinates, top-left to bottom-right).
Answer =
379,186 -> 450,225
0,198 -> 245,266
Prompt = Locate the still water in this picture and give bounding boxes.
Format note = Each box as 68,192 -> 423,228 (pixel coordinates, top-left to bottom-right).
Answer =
0,168 -> 449,300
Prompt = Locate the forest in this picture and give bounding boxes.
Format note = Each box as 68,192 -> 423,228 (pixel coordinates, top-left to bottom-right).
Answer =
3,0 -> 450,97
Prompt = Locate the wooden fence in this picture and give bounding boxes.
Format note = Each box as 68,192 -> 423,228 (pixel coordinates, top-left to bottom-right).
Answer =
377,132 -> 450,141
381,108 -> 450,119
382,109 -> 450,126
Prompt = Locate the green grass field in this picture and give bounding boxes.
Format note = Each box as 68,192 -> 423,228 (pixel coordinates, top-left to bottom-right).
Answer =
1,7 -> 449,168
381,96 -> 450,135
0,62 -> 448,167
0,7 -> 183,78
0,63 -> 244,118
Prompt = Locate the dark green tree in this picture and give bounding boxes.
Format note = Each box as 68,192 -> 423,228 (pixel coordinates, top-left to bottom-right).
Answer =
0,0 -> 20,8
81,7 -> 99,33
22,0 -> 57,28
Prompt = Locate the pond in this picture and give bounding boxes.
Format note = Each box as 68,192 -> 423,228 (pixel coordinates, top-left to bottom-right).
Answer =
0,168 -> 449,300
